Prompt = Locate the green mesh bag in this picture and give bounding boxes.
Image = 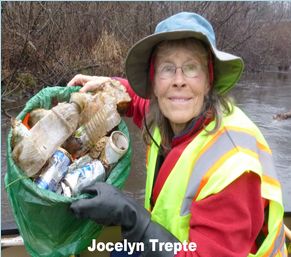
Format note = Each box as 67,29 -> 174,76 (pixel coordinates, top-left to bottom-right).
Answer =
4,86 -> 132,257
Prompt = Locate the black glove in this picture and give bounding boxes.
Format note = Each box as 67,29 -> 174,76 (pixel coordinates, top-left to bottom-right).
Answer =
70,182 -> 180,256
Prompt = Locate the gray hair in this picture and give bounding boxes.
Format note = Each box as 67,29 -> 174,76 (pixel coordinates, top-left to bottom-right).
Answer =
142,38 -> 234,150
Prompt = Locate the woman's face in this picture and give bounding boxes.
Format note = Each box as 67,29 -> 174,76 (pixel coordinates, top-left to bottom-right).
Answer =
153,45 -> 210,135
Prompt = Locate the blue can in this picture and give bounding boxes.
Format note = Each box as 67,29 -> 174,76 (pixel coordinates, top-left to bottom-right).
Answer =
35,148 -> 73,192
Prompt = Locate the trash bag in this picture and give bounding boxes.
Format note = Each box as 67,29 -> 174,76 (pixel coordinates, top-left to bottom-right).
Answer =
4,86 -> 132,257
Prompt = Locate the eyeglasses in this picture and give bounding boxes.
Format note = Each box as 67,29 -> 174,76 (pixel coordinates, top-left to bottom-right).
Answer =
157,63 -> 205,79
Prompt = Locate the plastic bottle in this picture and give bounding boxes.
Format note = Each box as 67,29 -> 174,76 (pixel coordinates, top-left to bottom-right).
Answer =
12,96 -> 85,176
84,103 -> 121,145
61,96 -> 121,159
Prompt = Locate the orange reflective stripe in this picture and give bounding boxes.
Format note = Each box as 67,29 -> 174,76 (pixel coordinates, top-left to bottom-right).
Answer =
225,125 -> 256,136
239,147 -> 259,160
262,174 -> 281,189
146,145 -> 150,168
257,141 -> 272,155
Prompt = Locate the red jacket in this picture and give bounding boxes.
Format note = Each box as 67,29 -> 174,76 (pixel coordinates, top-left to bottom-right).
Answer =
115,77 -> 265,256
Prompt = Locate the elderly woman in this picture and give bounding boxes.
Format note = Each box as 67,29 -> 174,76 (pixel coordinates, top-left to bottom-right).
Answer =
69,12 -> 286,256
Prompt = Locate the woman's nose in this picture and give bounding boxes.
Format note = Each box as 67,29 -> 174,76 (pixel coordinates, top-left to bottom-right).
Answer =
173,67 -> 186,87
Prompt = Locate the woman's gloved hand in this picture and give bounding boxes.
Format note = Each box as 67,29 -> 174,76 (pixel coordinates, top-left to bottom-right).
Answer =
70,182 -> 180,256
70,182 -> 151,241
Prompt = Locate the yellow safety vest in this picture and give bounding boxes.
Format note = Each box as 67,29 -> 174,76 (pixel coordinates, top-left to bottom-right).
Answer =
145,106 -> 287,257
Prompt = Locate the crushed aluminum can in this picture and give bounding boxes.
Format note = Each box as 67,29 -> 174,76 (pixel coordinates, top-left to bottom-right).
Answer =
100,131 -> 129,174
34,148 -> 73,192
67,154 -> 93,174
62,159 -> 106,197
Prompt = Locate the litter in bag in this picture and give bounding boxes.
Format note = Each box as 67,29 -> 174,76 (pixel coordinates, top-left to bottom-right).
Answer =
4,86 -> 132,257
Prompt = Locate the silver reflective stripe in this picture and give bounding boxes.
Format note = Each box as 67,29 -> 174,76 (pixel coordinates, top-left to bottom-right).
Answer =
180,128 -> 276,216
269,221 -> 286,256
258,149 -> 278,181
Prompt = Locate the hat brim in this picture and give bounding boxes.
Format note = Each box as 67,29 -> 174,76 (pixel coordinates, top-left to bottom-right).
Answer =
125,30 -> 244,99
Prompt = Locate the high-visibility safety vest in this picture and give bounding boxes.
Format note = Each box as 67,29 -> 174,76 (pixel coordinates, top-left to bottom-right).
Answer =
145,106 -> 287,256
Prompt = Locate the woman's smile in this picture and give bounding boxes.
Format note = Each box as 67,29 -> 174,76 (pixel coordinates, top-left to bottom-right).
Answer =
169,97 -> 191,102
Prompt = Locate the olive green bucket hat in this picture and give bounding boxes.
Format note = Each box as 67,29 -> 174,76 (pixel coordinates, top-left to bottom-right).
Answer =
125,12 -> 244,99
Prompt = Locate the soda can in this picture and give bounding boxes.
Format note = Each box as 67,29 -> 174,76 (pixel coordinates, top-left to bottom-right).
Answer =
35,148 -> 73,192
62,159 -> 106,197
100,131 -> 129,173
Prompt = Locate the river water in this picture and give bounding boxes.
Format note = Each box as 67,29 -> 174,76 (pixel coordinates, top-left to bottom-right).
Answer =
1,71 -> 291,226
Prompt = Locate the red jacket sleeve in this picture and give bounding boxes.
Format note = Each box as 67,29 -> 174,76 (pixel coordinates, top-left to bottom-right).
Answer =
175,172 -> 264,257
112,77 -> 149,130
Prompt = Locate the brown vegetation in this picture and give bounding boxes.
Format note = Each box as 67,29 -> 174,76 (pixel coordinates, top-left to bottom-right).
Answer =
1,2 -> 291,100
